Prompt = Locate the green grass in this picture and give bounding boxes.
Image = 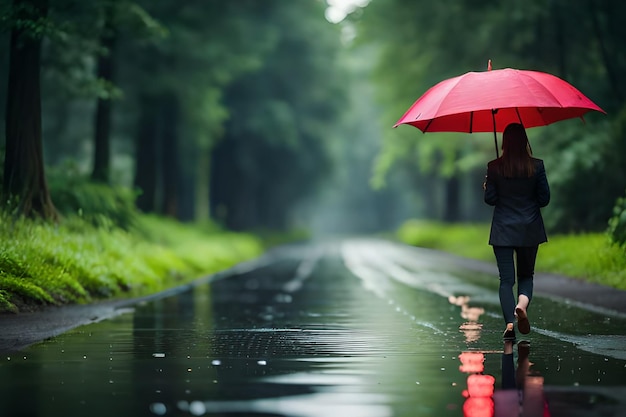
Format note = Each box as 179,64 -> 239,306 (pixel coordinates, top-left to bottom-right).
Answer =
4,212 -> 623,314
0,213 -> 264,313
396,220 -> 626,290
538,233 -> 626,289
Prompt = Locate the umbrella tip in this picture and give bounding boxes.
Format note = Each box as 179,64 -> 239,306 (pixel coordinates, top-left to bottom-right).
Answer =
488,59 -> 492,71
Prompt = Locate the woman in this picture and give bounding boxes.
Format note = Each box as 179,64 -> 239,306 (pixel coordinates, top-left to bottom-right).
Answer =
483,123 -> 550,340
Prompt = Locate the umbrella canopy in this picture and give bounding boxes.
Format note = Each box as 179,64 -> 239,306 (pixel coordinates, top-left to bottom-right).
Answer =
394,62 -> 605,155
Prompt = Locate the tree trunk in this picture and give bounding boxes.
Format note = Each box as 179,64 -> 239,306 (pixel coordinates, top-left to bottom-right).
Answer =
194,150 -> 211,222
2,0 -> 57,220
134,95 -> 159,213
159,94 -> 179,218
210,135 -> 230,227
588,0 -> 624,102
550,0 -> 568,80
176,138 -> 197,222
443,175 -> 460,222
210,134 -> 249,229
91,5 -> 117,183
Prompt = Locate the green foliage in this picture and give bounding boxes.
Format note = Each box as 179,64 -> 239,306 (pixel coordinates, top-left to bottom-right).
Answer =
251,228 -> 311,249
0,289 -> 15,313
211,0 -> 349,230
122,0 -> 275,149
0,212 -> 263,313
47,165 -> 139,230
358,0 -> 624,227
603,108 -> 626,242
608,189 -> 626,246
38,0 -> 167,98
1,0 -> 52,40
538,233 -> 626,289
397,220 -> 493,261
396,220 -> 626,290
0,144 -> 3,189
539,109 -> 626,232
135,214 -> 263,272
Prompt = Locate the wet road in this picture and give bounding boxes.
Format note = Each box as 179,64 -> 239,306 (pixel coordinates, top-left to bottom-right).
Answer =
1,238 -> 626,417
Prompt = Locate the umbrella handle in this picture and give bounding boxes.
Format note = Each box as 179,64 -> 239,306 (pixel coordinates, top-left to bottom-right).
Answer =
492,109 -> 499,158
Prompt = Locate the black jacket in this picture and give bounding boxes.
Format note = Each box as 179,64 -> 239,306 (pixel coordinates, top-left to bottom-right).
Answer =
484,158 -> 550,247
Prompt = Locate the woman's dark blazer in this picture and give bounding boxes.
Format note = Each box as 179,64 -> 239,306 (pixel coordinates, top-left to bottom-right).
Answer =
484,158 -> 550,247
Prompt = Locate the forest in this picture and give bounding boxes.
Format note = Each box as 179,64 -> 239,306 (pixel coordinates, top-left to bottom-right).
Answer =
1,0 -> 625,238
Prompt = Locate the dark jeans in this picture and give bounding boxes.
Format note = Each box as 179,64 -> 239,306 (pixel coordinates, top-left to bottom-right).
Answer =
493,245 -> 538,324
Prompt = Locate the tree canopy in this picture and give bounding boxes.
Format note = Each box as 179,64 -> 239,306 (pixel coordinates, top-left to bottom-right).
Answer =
1,0 -> 351,231
357,0 -> 625,231
1,0 -> 625,234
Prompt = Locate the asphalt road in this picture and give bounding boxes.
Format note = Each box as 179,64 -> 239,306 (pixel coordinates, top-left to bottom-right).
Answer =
1,239 -> 625,353
1,238 -> 625,417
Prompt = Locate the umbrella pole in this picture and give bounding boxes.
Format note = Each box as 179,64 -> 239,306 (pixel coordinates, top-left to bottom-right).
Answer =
492,109 -> 499,158
493,130 -> 499,158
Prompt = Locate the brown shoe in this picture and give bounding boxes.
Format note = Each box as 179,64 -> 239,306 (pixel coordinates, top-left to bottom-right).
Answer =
516,307 -> 531,334
503,324 -> 516,341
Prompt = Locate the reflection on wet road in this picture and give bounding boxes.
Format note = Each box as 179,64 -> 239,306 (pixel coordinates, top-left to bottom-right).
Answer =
1,238 -> 625,417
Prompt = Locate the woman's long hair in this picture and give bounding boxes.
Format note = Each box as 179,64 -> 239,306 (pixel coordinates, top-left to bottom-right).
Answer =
499,123 -> 535,178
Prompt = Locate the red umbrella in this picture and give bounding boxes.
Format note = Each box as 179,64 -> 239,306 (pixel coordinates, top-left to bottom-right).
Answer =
394,61 -> 606,156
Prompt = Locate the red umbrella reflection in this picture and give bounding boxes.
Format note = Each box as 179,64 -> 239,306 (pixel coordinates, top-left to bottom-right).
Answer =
459,351 -> 495,417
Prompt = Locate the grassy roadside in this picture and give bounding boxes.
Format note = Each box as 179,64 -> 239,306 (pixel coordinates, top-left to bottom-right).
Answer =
3,212 -> 623,314
0,213 -> 264,313
396,220 -> 626,290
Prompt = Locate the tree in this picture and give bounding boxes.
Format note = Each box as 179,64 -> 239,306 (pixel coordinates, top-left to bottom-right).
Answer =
210,0 -> 348,231
357,0 -> 623,228
90,0 -> 165,184
124,0 -> 276,219
2,0 -> 57,219
356,0 -> 496,222
90,0 -> 117,183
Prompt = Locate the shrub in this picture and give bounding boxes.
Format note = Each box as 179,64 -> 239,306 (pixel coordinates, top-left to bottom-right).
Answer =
47,163 -> 139,230
608,189 -> 626,246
